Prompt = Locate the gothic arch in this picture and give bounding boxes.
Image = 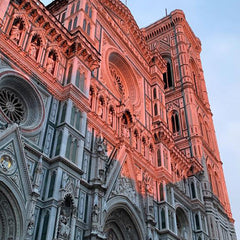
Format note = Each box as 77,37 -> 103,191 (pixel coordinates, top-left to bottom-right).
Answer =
25,30 -> 46,62
161,55 -> 174,89
175,207 -> 191,240
0,176 -> 26,240
103,197 -> 145,240
7,14 -> 30,47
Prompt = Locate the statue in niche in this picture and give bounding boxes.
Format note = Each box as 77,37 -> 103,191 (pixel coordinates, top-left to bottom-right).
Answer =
58,196 -> 73,239
10,21 -> 22,44
97,100 -> 103,118
58,214 -> 70,239
108,109 -> 113,127
29,36 -> 40,60
92,203 -> 100,226
46,53 -> 55,74
95,136 -> 107,157
27,217 -> 35,236
33,156 -> 43,193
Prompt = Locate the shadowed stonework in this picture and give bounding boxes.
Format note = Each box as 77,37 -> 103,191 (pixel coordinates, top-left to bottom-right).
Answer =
0,0 -> 237,239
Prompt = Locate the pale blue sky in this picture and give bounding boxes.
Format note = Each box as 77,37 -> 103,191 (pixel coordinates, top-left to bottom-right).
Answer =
42,0 -> 240,237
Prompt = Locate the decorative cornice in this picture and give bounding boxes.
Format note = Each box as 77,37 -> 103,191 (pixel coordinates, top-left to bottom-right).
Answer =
143,9 -> 202,53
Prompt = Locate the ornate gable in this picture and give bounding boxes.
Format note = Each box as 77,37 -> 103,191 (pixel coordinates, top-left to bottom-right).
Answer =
0,124 -> 32,201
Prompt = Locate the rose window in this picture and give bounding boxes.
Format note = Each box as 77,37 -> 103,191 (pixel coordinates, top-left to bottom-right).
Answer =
0,88 -> 25,123
109,65 -> 125,97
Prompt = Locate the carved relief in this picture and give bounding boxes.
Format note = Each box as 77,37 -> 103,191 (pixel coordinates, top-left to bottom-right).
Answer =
112,176 -> 137,205
0,151 -> 16,175
10,18 -> 24,44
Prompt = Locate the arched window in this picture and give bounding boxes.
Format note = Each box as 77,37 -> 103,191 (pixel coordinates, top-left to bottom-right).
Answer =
80,73 -> 85,92
161,208 -> 166,229
76,1 -> 80,12
76,70 -> 80,87
169,210 -> 175,231
163,61 -> 173,89
159,182 -> 164,201
71,140 -> 78,163
60,103 -> 67,122
73,16 -> 78,29
195,214 -> 200,230
154,103 -> 158,116
157,149 -> 161,167
171,112 -> 180,133
55,131 -> 62,155
85,3 -> 89,13
83,19 -> 86,31
41,211 -> 49,240
87,23 -> 91,35
75,111 -> 81,130
48,171 -> 56,198
70,106 -> 76,126
153,87 -> 157,99
191,182 -> 196,198
61,12 -> 66,23
68,19 -> 72,31
71,3 -> 75,14
89,7 -> 92,18
66,135 -> 72,159
142,137 -> 146,156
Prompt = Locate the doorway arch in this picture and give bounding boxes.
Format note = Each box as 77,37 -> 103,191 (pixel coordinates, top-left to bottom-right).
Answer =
176,207 -> 190,240
0,180 -> 25,240
104,208 -> 141,240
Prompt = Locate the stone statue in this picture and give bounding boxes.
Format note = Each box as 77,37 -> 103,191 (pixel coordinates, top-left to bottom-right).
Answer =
97,102 -> 103,118
95,136 -> 107,157
27,218 -> 35,236
10,21 -> 22,43
58,214 -> 70,238
46,54 -> 55,74
33,156 -> 43,193
108,110 -> 113,126
29,39 -> 39,60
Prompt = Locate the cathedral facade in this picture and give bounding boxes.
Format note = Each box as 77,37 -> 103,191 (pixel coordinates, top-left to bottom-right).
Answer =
0,0 -> 237,239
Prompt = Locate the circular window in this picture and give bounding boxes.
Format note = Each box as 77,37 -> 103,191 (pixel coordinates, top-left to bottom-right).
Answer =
0,88 -> 25,123
0,73 -> 44,132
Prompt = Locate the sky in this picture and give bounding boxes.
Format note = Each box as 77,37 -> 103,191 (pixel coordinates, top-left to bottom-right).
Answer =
42,0 -> 240,237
